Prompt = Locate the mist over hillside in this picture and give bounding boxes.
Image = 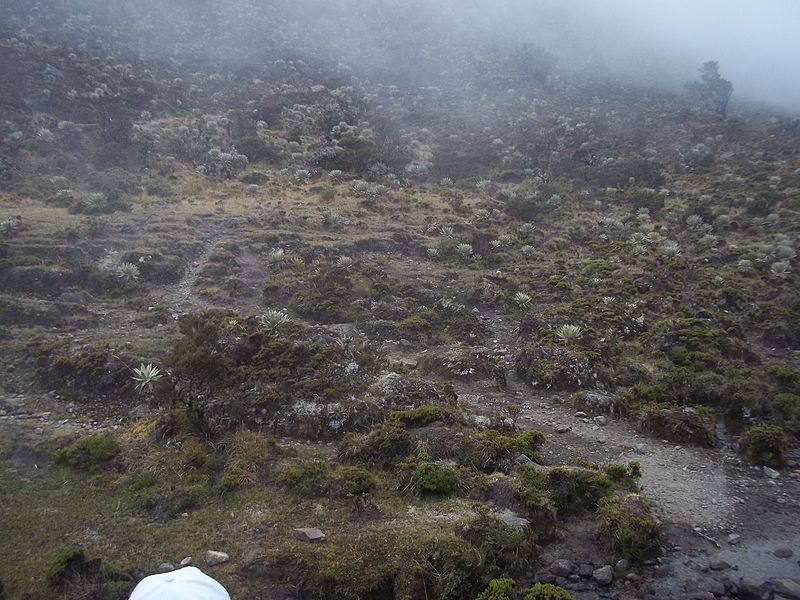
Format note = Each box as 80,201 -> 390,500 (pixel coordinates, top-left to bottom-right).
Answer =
1,2 -> 799,600
4,0 -> 800,111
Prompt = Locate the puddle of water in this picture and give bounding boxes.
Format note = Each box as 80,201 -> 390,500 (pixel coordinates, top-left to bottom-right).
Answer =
717,538 -> 800,582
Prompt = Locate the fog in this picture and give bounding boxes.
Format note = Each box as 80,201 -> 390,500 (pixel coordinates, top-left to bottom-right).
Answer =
7,0 -> 800,113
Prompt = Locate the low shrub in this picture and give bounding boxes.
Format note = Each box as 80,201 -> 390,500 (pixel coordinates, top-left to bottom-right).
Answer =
740,425 -> 788,468
521,583 -> 574,600
546,466 -> 613,517
475,577 -> 514,600
599,493 -> 661,561
52,434 -> 121,470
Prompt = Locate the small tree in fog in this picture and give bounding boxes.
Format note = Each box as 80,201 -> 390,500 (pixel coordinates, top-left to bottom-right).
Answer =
511,43 -> 557,84
686,61 -> 733,118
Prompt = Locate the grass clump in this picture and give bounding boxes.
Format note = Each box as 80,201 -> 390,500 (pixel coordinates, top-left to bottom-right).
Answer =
338,422 -> 415,467
740,424 -> 788,468
521,583 -> 575,600
279,460 -> 377,497
475,577 -> 514,600
482,429 -> 546,464
392,405 -> 455,426
599,493 -> 661,562
52,434 -> 121,470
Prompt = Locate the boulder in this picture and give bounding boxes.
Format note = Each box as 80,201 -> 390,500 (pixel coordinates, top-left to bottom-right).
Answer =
593,565 -> 614,585
771,578 -> 800,600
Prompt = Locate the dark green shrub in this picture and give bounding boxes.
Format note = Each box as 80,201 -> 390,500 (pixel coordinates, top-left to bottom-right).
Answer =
53,434 -> 121,470
521,583 -> 574,600
773,393 -> 799,419
278,460 -> 332,496
414,461 -> 461,496
337,466 -> 376,496
546,467 -> 613,516
740,425 -> 788,467
475,577 -> 514,600
338,423 -> 415,467
600,493 -> 661,561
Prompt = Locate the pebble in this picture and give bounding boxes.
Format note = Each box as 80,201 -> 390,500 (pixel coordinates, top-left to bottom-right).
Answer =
549,559 -> 575,577
293,527 -> 326,542
775,547 -> 794,559
180,556 -> 193,567
205,550 -> 230,566
157,563 -> 174,573
763,466 -> 781,479
556,425 -> 571,433
727,533 -> 741,545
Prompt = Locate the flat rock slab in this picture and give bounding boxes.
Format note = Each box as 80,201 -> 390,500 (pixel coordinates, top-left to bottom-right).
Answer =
293,527 -> 326,542
772,578 -> 800,600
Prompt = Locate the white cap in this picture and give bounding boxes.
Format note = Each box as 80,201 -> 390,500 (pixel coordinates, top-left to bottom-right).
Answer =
129,566 -> 231,600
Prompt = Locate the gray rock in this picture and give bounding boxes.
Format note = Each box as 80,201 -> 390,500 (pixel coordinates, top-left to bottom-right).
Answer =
593,415 -> 607,426
495,509 -> 530,534
556,425 -> 571,433
157,563 -> 174,573
205,550 -> 230,566
574,411 -> 588,418
615,558 -> 631,572
764,466 -> 781,479
709,558 -> 731,571
738,579 -> 773,600
180,556 -> 193,567
58,291 -> 87,305
775,547 -> 794,559
727,534 -> 741,545
592,565 -> 614,585
578,563 -> 594,578
771,578 -> 800,600
550,559 -> 575,577
514,453 -> 535,466
686,577 -> 725,596
293,527 -> 326,542
581,390 -> 619,416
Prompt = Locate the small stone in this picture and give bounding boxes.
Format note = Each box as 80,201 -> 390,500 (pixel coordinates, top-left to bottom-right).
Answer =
180,556 -> 193,567
727,534 -> 741,545
514,453 -> 535,466
592,565 -> 614,585
157,563 -> 174,573
709,558 -> 730,571
577,563 -> 594,578
763,466 -> 781,479
556,425 -> 571,434
205,550 -> 230,566
549,559 -> 574,577
574,411 -> 588,418
293,527 -> 326,542
593,415 -> 607,426
615,558 -> 631,573
775,547 -> 794,558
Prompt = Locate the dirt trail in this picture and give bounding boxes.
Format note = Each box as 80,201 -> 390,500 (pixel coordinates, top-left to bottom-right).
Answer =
159,236 -> 219,314
458,312 -> 737,532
